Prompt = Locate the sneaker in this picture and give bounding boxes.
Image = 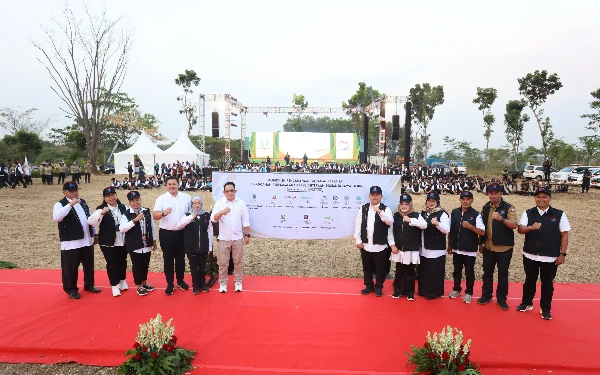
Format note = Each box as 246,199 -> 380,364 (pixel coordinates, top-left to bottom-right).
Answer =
192,287 -> 200,295
200,285 -> 209,293
165,284 -> 174,295
477,296 -> 492,305
142,283 -> 155,292
177,281 -> 190,291
119,280 -> 129,291
111,285 -> 121,297
219,284 -> 227,293
541,310 -> 552,320
137,286 -> 148,296
375,287 -> 383,297
516,303 -> 534,312
407,295 -> 415,301
496,300 -> 509,310
235,282 -> 242,292
463,294 -> 472,304
392,292 -> 402,299
449,290 -> 461,299
360,287 -> 375,295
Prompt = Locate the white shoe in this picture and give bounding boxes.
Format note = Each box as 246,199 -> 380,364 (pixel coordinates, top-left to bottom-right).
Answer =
112,285 -> 121,297
219,284 -> 227,293
119,280 -> 129,291
235,282 -> 242,292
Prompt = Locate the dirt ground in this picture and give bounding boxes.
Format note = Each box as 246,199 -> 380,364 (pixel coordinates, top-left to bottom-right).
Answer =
1,174 -> 599,374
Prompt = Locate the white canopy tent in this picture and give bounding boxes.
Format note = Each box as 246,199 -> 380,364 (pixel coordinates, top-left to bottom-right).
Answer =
156,131 -> 210,166
113,132 -> 164,174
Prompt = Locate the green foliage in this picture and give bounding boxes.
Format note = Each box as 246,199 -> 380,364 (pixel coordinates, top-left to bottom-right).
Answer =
504,99 -> 530,168
408,83 -> 445,162
282,116 -> 355,133
473,87 -> 498,173
581,88 -> 600,131
292,94 -> 309,110
175,70 -> 201,136
578,135 -> 600,164
1,130 -> 43,160
0,261 -> 18,269
188,136 -> 241,167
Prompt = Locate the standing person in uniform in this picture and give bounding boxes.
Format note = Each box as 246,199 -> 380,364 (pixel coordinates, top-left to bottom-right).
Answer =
418,191 -> 450,300
581,168 -> 592,193
52,181 -> 100,299
177,195 -> 213,294
10,161 -> 27,189
211,182 -> 251,293
88,187 -> 129,297
477,183 -> 518,310
46,161 -> 54,185
70,162 -> 81,184
389,193 -> 427,301
0,160 -> 7,188
127,162 -> 134,179
353,186 -> 393,297
447,191 -> 486,303
120,191 -> 157,296
152,176 -> 192,295
516,187 -> 570,320
84,161 -> 92,183
57,161 -> 67,185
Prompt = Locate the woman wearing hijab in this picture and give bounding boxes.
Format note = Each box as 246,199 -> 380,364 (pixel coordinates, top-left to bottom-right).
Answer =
177,195 -> 213,294
389,193 -> 427,301
419,191 -> 450,299
88,186 -> 129,297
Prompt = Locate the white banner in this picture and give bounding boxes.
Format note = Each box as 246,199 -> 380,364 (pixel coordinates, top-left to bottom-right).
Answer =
211,173 -> 402,239
255,132 -> 274,158
278,132 -> 330,159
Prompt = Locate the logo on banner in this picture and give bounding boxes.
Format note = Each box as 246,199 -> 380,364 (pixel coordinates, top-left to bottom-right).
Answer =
250,194 -> 257,204
324,216 -> 333,224
337,141 -> 350,151
303,215 -> 311,224
281,214 -> 286,223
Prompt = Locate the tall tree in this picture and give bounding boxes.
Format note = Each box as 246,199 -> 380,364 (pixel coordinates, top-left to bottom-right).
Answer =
504,99 -> 530,169
104,110 -> 165,148
472,87 -> 498,173
33,3 -> 132,171
175,70 -> 201,136
342,82 -> 382,136
2,131 -> 44,160
0,107 -> 54,135
581,88 -> 600,133
517,70 -> 563,160
292,94 -> 309,111
408,83 -> 445,162
578,135 -> 600,165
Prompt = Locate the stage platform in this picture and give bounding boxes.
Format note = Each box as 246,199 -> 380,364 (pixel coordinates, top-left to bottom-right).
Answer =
0,269 -> 599,375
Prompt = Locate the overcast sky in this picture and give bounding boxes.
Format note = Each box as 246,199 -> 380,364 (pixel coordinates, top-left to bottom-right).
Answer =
1,0 -> 598,154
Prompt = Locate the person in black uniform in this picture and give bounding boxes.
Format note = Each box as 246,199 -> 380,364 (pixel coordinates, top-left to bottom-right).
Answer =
389,193 -> 427,301
353,186 -> 394,297
88,186 -> 129,297
447,191 -> 486,304
52,181 -> 100,299
302,153 -> 308,165
127,162 -> 134,179
419,191 -> 450,300
581,169 -> 592,193
120,191 -> 157,296
177,195 -> 213,294
517,187 -> 571,320
10,161 -> 27,189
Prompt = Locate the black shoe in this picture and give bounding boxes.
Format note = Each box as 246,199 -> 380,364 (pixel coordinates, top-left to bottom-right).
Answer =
477,296 -> 492,305
375,287 -> 383,297
84,286 -> 101,293
541,310 -> 552,320
496,300 -> 509,310
142,283 -> 155,292
165,283 -> 174,295
392,292 -> 402,299
192,287 -> 200,295
361,286 -> 375,295
177,281 -> 190,291
425,296 -> 437,300
69,292 -> 81,299
136,286 -> 148,296
516,303 -> 533,312
200,285 -> 209,293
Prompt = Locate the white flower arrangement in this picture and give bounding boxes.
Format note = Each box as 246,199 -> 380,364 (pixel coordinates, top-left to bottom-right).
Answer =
135,313 -> 175,349
426,326 -> 472,361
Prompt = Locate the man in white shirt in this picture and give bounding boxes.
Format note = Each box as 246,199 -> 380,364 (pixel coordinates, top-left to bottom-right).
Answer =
211,181 -> 250,293
354,186 -> 394,297
52,181 -> 100,299
153,176 -> 192,295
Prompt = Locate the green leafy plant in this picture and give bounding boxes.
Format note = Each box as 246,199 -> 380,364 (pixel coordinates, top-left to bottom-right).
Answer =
119,314 -> 196,375
406,326 -> 481,375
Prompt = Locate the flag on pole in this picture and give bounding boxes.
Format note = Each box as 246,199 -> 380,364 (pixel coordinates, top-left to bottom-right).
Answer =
24,156 -> 29,169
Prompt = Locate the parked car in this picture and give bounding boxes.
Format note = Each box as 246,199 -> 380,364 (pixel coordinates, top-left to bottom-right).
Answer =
523,165 -> 545,180
551,166 -> 580,185
591,175 -> 600,188
568,167 -> 600,185
103,164 -> 115,174
447,161 -> 467,176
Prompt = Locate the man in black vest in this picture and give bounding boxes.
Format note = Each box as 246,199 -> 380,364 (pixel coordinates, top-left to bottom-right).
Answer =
477,183 -> 518,310
127,162 -> 133,179
516,187 -> 570,320
52,181 -> 100,299
353,186 -> 393,297
10,161 -> 27,189
447,191 -> 486,304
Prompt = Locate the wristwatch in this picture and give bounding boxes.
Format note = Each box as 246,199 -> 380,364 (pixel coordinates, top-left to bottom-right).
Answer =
501,217 -> 506,222
244,234 -> 250,237
560,252 -> 567,256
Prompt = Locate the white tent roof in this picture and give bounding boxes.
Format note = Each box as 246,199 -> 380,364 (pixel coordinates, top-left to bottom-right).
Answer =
113,132 -> 164,174
156,131 -> 210,166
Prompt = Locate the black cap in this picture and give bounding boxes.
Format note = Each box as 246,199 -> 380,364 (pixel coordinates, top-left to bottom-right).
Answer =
426,191 -> 440,202
534,187 -> 552,197
63,181 -> 78,191
369,186 -> 382,195
487,183 -> 502,193
103,186 -> 116,197
127,191 -> 141,201
459,191 -> 473,199
399,193 -> 412,203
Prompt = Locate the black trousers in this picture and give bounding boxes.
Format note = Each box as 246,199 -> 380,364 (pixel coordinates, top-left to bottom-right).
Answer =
0,175 -> 8,187
130,251 -> 151,285
100,245 -> 128,286
58,172 -> 66,184
393,262 -> 416,297
159,229 -> 186,285
24,175 -> 32,185
521,255 -> 558,312
11,176 -> 26,188
188,252 -> 208,288
360,249 -> 387,289
85,173 -> 91,183
481,247 -> 513,302
72,173 -> 80,183
452,253 -> 476,295
372,247 -> 392,275
582,180 -> 590,193
60,246 -> 95,295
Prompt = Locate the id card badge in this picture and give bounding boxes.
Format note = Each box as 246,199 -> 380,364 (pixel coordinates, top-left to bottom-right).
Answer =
142,234 -> 147,245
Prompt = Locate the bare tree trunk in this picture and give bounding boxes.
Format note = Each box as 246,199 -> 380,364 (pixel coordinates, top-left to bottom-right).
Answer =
485,138 -> 490,174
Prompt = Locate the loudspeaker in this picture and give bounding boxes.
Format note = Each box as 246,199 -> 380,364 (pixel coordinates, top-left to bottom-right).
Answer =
379,104 -> 385,119
212,111 -> 219,137
391,115 -> 400,141
362,114 -> 369,164
203,167 -> 213,179
242,150 -> 249,163
404,102 -> 412,166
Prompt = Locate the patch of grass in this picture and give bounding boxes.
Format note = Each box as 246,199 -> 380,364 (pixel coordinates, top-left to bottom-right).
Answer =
0,261 -> 18,269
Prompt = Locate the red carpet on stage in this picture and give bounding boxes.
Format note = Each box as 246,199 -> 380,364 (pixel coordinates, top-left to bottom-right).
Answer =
0,269 -> 599,375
